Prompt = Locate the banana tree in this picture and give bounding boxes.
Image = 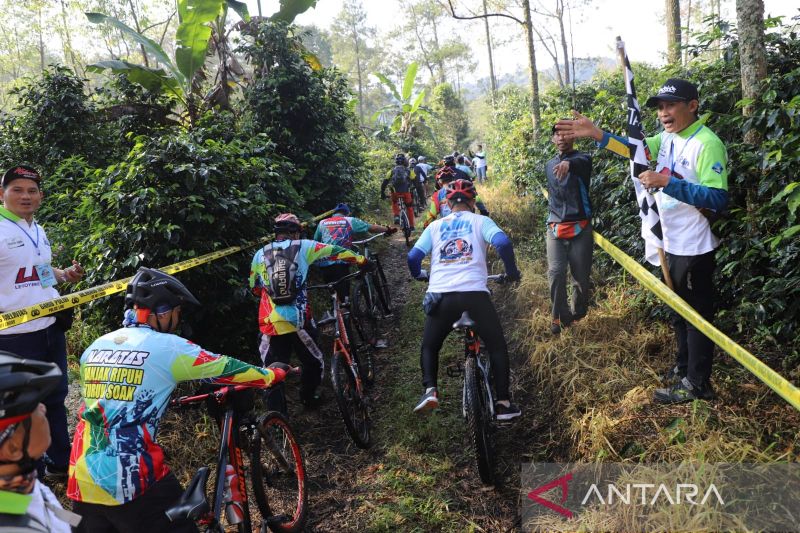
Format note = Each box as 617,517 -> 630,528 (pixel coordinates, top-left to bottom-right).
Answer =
372,62 -> 431,139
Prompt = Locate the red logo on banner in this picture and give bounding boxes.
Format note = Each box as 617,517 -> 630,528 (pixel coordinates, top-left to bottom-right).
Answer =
527,472 -> 574,519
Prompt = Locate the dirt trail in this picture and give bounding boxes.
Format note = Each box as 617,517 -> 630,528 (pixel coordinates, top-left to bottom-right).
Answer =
284,231 -> 549,532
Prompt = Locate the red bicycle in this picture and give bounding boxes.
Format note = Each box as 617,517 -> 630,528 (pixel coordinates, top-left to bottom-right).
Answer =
165,380 -> 307,532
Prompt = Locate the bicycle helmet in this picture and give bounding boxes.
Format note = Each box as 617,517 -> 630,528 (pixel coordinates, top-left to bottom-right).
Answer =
445,179 -> 477,204
443,155 -> 456,167
333,203 -> 351,216
273,213 -> 302,234
0,353 -> 61,445
125,267 -> 200,312
418,156 -> 426,163
394,153 -> 407,166
409,158 -> 417,166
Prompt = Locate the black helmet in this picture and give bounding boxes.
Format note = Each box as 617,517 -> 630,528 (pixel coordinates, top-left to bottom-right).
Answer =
125,267 -> 200,312
443,155 -> 456,167
0,353 -> 61,428
395,153 -> 407,165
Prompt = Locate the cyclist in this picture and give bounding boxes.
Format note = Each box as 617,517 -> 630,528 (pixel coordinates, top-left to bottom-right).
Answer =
380,154 -> 415,230
0,354 -> 79,532
250,213 -> 372,412
68,267 -> 289,533
417,156 -> 433,198
408,179 -> 522,421
424,156 -> 489,228
409,158 -> 427,208
314,203 -> 393,302
456,155 -> 476,181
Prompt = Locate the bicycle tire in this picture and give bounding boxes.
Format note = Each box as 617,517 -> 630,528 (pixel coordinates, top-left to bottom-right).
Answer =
250,412 -> 307,533
464,356 -> 495,484
331,352 -> 372,448
351,281 -> 377,385
373,257 -> 392,315
399,211 -> 412,247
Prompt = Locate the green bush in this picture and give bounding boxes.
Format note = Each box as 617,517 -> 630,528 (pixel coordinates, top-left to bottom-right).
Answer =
487,19 -> 800,373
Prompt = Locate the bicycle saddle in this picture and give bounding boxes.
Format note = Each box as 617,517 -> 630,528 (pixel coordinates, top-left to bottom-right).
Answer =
165,466 -> 210,522
452,311 -> 476,329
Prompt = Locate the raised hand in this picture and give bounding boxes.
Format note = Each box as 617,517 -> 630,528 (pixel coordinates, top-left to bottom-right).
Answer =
554,111 -> 604,142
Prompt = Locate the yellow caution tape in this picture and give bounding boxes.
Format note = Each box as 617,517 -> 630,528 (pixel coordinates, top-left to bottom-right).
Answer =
0,209 -> 337,332
593,231 -> 800,411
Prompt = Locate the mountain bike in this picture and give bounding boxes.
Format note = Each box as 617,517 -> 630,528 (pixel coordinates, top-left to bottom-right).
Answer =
165,380 -> 307,533
395,195 -> 413,247
410,185 -> 422,217
349,233 -> 393,365
446,274 -> 507,485
308,270 -> 373,448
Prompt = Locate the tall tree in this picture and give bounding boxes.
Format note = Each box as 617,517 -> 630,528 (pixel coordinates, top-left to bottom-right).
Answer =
666,0 -> 682,64
531,0 -> 570,85
736,0 -> 767,144
445,0 -> 541,133
481,0 -> 497,97
330,0 -> 377,125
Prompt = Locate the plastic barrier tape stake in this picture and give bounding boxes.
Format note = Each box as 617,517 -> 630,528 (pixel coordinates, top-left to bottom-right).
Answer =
593,231 -> 800,412
0,210 -> 336,332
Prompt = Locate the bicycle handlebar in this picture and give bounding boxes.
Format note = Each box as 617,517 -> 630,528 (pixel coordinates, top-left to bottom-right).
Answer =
352,232 -> 390,245
170,368 -> 301,407
306,269 -> 364,292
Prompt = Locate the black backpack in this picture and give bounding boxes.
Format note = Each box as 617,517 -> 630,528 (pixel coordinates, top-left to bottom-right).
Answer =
264,243 -> 301,305
391,165 -> 410,188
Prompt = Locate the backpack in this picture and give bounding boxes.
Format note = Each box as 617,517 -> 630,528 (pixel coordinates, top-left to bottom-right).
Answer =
264,243 -> 301,305
391,165 -> 410,188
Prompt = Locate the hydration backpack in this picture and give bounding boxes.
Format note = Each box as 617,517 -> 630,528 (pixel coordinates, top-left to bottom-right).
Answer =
264,243 -> 301,305
391,165 -> 410,188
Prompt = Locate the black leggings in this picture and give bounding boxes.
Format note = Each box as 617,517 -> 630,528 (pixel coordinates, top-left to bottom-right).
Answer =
420,291 -> 511,400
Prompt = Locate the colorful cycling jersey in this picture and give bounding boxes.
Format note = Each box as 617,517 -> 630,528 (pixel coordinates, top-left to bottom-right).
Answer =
413,210 -> 503,293
67,325 -> 276,506
250,239 -> 365,335
313,216 -> 371,266
424,189 -> 488,228
598,118 -> 728,256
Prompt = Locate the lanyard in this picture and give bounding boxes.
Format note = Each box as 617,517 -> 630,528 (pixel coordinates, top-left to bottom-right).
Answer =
0,213 -> 41,256
668,125 -> 703,176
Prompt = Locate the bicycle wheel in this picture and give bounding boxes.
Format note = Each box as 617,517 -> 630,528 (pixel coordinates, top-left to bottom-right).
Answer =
250,412 -> 307,533
373,257 -> 392,315
464,356 -> 495,484
331,352 -> 372,448
351,281 -> 377,385
399,210 -> 412,247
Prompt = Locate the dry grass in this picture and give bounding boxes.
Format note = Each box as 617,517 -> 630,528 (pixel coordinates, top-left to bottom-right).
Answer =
485,181 -> 800,531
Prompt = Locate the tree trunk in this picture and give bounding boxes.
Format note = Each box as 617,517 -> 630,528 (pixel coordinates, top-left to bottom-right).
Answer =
736,0 -> 767,145
666,0 -> 682,64
557,0 -> 570,85
128,0 -> 150,67
482,0 -> 497,98
683,0 -> 692,65
59,0 -> 79,72
430,14 -> 446,84
38,7 -> 45,72
352,25 -> 365,125
522,0 -> 541,134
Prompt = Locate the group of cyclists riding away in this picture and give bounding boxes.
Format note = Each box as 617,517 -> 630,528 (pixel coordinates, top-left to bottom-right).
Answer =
0,146 -> 524,531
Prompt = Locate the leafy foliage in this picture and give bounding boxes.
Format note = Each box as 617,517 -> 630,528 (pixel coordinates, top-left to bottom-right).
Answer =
238,20 -> 368,213
487,19 -> 800,374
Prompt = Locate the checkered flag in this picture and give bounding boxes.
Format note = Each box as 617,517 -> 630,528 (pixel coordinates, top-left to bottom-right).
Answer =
618,38 -> 663,266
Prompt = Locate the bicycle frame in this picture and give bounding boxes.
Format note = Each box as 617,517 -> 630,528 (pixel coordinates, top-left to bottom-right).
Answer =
308,271 -> 366,396
352,233 -> 391,316
462,327 -> 496,420
171,385 -> 253,530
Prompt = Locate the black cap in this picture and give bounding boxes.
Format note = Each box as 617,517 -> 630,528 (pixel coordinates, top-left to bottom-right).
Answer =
645,78 -> 699,108
2,165 -> 41,188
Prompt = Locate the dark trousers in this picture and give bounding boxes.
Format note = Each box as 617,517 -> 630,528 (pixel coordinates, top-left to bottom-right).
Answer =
72,472 -> 198,533
420,291 -> 511,400
545,227 -> 593,323
320,263 -> 352,302
0,323 -> 71,468
259,330 -> 324,413
666,250 -> 717,387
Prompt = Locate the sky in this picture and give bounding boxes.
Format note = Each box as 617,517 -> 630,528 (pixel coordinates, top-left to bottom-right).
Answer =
248,0 -> 798,82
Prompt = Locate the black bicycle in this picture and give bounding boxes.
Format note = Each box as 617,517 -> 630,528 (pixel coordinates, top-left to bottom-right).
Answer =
350,233 -> 393,371
166,381 -> 307,532
447,274 -> 507,485
309,271 -> 373,448
395,195 -> 413,247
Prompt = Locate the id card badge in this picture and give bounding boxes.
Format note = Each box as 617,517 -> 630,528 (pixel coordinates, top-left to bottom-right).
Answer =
35,264 -> 57,288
